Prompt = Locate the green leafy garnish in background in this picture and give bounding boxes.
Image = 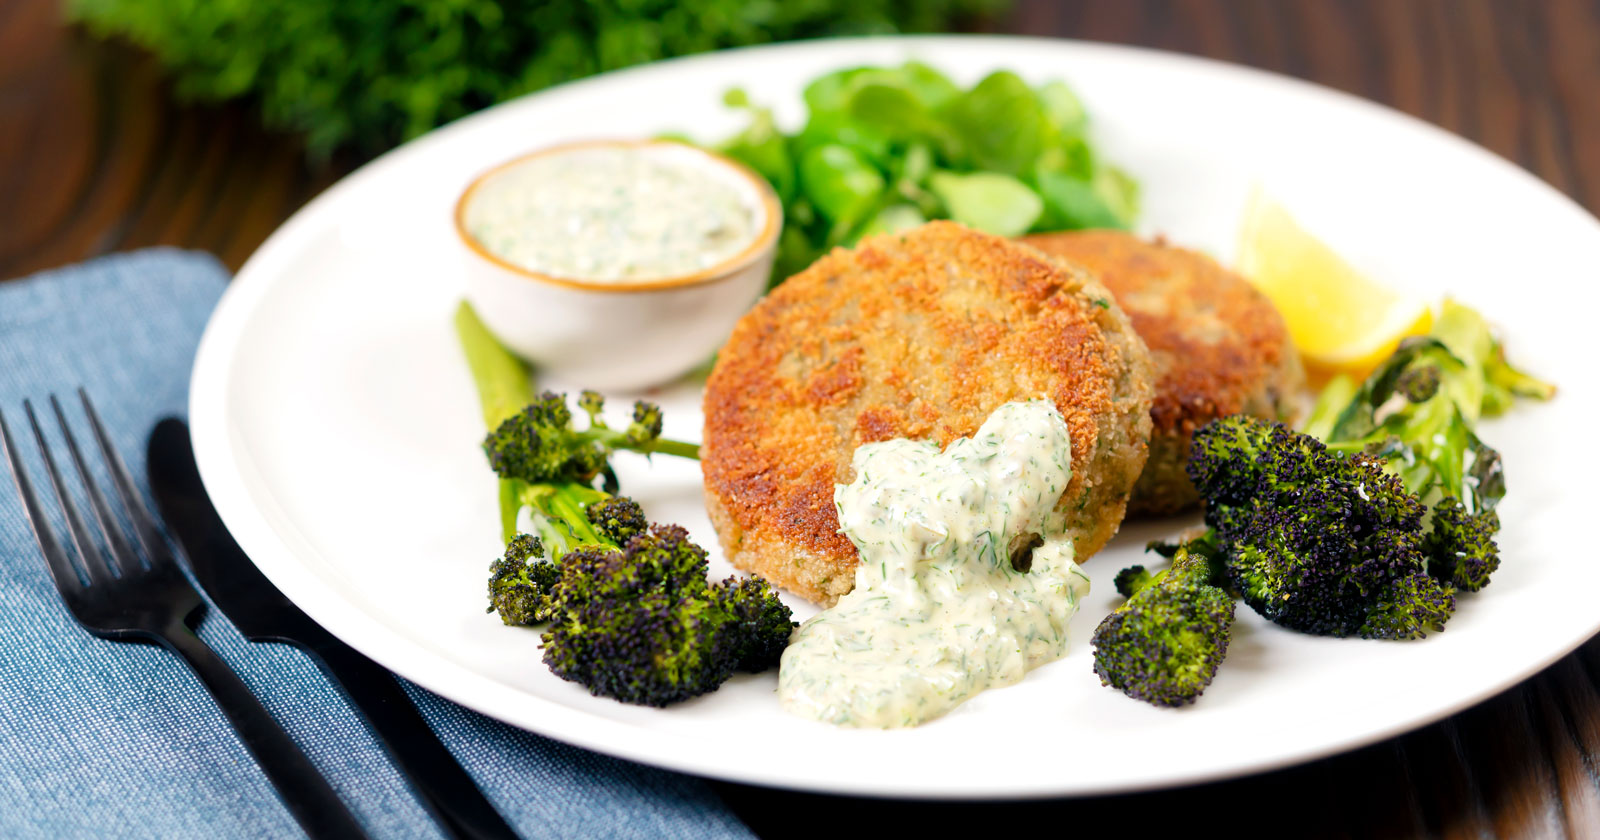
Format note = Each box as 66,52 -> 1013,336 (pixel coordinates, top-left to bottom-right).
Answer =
711,62 -> 1140,285
67,0 -> 1003,157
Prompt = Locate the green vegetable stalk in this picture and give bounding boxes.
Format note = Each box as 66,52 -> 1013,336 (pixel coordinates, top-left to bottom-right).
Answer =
1096,299 -> 1553,707
454,300 -> 532,430
1311,299 -> 1554,515
456,302 -> 702,547
454,301 -> 533,540
455,300 -> 794,708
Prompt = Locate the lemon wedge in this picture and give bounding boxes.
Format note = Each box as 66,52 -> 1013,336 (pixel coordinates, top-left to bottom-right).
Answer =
1236,190 -> 1431,380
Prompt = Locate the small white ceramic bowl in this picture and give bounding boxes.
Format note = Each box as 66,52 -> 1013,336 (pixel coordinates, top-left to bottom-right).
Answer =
454,139 -> 781,391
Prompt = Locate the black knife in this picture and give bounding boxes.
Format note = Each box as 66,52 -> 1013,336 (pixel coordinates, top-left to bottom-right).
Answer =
147,418 -> 521,840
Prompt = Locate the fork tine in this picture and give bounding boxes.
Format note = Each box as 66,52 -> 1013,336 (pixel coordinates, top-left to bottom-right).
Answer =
19,400 -> 112,587
80,390 -> 173,570
51,395 -> 144,577
2,407 -> 90,598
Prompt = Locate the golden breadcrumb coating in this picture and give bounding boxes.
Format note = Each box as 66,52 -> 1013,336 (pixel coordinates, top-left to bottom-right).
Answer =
702,222 -> 1154,605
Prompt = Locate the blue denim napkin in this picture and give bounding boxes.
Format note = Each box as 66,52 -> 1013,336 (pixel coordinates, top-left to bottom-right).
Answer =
0,250 -> 755,840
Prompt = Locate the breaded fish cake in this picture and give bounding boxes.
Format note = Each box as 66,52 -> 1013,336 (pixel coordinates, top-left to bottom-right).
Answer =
1020,230 -> 1305,515
702,221 -> 1154,606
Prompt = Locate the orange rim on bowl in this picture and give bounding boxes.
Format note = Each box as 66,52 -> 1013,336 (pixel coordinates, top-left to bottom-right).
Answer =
452,138 -> 783,294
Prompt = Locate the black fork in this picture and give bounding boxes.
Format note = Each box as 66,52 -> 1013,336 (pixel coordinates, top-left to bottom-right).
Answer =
0,391 -> 370,840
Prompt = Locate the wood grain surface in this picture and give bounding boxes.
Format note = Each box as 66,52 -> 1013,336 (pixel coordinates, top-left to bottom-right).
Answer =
4,1 -> 1597,837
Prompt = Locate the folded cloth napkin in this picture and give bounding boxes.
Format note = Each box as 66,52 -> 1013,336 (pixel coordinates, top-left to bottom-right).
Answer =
0,250 -> 755,840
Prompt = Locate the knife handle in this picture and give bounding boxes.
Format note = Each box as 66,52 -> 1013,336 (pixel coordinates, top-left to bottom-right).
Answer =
160,623 -> 372,840
300,636 -> 522,840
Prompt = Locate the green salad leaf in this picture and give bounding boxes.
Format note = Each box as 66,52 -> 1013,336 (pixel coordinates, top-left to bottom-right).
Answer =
709,62 -> 1140,287
928,171 -> 1042,236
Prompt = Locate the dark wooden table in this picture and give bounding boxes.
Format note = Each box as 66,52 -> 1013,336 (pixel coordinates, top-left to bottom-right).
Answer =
5,1 -> 1599,836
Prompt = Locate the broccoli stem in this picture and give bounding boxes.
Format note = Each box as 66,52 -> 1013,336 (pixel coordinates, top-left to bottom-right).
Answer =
1302,373 -> 1357,440
515,482 -> 614,558
546,483 -> 609,548
456,300 -> 540,540
586,426 -> 701,460
531,512 -> 566,557
453,301 -> 533,428
499,478 -> 528,543
645,439 -> 701,459
455,299 -> 699,549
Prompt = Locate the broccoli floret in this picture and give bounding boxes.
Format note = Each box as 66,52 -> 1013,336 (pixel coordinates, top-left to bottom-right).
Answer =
1360,571 -> 1457,640
1226,496 -> 1451,639
576,389 -> 606,423
1113,565 -> 1153,599
541,525 -> 794,707
1425,496 -> 1501,592
714,575 -> 797,672
1396,364 -> 1441,403
626,400 -> 665,447
487,534 -> 562,626
1145,529 -> 1221,562
606,524 -> 713,594
1189,416 -> 1456,640
483,392 -> 604,485
1091,546 -> 1235,707
1188,412 -> 1333,535
455,314 -> 784,705
482,390 -> 700,487
585,495 -> 648,545
1087,302 -> 1550,706
546,590 -> 738,707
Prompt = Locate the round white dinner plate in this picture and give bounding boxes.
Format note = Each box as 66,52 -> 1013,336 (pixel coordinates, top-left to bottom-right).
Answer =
189,36 -> 1600,798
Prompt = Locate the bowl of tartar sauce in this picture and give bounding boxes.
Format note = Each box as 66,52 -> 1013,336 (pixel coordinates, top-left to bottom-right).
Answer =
454,139 -> 781,390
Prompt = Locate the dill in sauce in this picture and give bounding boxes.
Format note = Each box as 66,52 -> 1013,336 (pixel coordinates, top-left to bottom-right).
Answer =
778,400 -> 1089,728
463,144 -> 757,281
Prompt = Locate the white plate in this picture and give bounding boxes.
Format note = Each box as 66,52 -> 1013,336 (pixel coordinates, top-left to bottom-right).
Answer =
189,35 -> 1600,798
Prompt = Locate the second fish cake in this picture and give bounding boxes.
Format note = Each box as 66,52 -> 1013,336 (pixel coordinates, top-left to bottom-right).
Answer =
1021,230 -> 1305,516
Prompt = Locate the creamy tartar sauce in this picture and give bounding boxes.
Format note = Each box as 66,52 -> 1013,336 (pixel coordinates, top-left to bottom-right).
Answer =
463,145 -> 757,281
778,400 -> 1089,728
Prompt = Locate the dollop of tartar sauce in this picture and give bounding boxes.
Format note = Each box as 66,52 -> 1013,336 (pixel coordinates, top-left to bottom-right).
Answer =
778,400 -> 1089,728
463,144 -> 757,281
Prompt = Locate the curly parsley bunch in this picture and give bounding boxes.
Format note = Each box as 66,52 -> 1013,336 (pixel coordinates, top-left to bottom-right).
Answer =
69,0 -> 1002,156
